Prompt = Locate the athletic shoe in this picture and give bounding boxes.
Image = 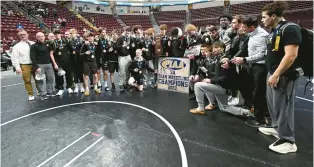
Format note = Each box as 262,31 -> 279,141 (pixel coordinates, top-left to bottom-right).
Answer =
56,90 -> 64,96
94,88 -> 101,94
84,90 -> 90,96
28,95 -> 35,101
40,95 -> 48,100
269,139 -> 297,154
68,88 -> 73,94
205,104 -> 216,110
258,127 -> 279,138
73,84 -> 79,93
104,87 -> 110,91
190,108 -> 206,115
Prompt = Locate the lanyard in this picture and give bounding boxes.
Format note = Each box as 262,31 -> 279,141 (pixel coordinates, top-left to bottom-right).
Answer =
89,44 -> 95,53
100,38 -> 107,48
55,40 -> 63,49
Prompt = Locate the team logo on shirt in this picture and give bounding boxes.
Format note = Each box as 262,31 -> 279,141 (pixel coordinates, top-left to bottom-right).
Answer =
160,59 -> 186,70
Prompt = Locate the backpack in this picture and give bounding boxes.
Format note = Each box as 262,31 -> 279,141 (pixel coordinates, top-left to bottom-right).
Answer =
280,23 -> 313,94
279,23 -> 313,77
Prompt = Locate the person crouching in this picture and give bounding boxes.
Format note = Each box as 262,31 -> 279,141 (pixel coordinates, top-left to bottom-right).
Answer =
190,41 -> 230,115
128,49 -> 156,91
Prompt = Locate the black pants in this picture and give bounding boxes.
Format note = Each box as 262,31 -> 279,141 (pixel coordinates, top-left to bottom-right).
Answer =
251,64 -> 268,122
55,61 -> 73,90
71,55 -> 84,83
238,65 -> 254,108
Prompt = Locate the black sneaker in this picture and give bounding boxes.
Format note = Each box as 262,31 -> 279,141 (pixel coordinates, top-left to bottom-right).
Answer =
245,119 -> 267,128
47,92 -> 56,97
111,84 -> 116,92
104,86 -> 110,91
90,85 -> 94,89
40,95 -> 48,100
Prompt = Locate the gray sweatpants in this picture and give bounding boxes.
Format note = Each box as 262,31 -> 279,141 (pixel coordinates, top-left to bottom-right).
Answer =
118,55 -> 132,86
37,64 -> 55,96
266,73 -> 299,142
194,82 -> 228,110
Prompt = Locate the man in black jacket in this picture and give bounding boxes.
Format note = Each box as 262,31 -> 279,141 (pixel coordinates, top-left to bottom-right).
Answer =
227,15 -> 252,109
116,26 -> 132,91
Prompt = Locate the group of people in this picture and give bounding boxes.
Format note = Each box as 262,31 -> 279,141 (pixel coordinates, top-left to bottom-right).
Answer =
10,1 -> 302,154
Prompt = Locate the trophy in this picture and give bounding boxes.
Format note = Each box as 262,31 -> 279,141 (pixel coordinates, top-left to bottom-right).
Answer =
154,33 -> 163,56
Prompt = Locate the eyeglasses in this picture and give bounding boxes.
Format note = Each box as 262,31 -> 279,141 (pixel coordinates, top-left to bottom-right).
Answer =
19,34 -> 27,36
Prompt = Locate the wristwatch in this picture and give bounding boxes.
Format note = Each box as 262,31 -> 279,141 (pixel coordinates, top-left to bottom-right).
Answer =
243,57 -> 247,63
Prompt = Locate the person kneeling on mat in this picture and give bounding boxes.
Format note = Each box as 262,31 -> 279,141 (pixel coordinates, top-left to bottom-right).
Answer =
190,41 -> 230,115
80,32 -> 101,96
128,49 -> 156,91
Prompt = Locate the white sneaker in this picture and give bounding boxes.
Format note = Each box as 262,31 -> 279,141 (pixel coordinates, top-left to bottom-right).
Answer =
80,83 -> 85,93
56,90 -> 64,96
68,88 -> 73,94
80,87 -> 85,93
269,139 -> 297,154
74,84 -> 79,93
28,95 -> 35,101
258,127 -> 279,138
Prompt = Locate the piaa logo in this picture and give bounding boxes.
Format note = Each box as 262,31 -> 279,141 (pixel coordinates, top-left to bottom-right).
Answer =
160,59 -> 186,70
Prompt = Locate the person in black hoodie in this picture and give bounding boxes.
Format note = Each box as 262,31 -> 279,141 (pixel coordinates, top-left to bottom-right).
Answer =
128,49 -> 156,91
159,24 -> 169,56
130,25 -> 145,60
69,28 -> 85,93
107,30 -> 119,92
190,41 -> 230,115
168,27 -> 185,57
226,15 -> 252,109
95,27 -> 110,91
142,28 -> 156,87
185,24 -> 202,100
116,26 -> 132,91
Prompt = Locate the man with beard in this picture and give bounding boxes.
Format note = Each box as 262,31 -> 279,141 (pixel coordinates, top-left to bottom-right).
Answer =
218,14 -> 233,52
116,26 -> 132,91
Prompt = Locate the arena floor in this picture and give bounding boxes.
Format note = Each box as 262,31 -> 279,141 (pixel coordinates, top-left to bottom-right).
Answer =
1,68 -> 313,167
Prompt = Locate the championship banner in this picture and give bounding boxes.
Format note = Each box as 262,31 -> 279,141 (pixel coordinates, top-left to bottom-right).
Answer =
183,44 -> 201,58
157,57 -> 190,93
